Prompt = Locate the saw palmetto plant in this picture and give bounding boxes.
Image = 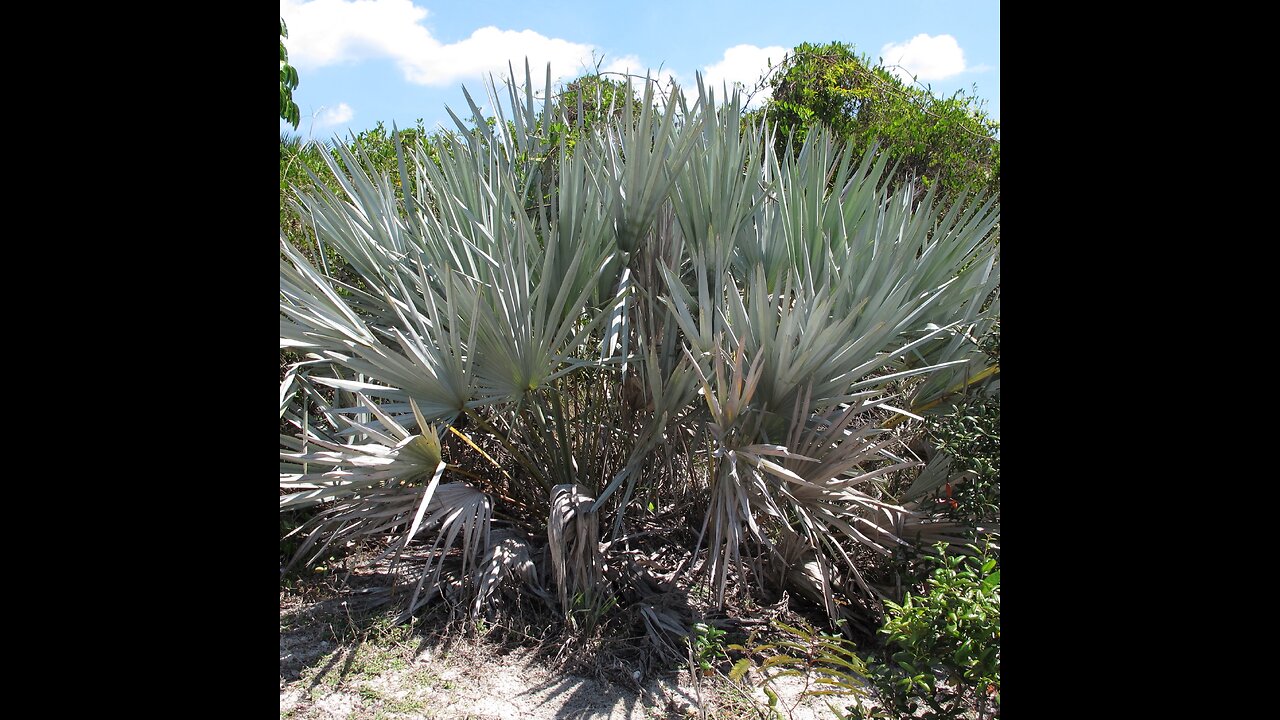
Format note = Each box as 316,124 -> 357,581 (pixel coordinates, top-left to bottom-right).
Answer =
280,64 -> 999,656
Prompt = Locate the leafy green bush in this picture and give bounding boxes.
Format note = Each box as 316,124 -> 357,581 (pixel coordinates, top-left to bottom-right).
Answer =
757,41 -> 999,205
858,542 -> 1000,719
550,73 -> 640,148
927,395 -> 1000,527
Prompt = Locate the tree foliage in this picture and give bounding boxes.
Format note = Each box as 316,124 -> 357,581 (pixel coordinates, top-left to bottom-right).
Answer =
555,73 -> 638,131
280,18 -> 301,129
759,41 -> 999,203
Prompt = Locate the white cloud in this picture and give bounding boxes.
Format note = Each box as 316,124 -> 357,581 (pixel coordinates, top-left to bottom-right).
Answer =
599,54 -> 643,76
700,44 -> 788,107
281,0 -> 603,87
879,34 -> 967,83
316,102 -> 355,127
413,26 -> 600,86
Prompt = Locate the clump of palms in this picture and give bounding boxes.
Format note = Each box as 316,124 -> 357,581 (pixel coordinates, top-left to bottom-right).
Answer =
280,64 -> 999,660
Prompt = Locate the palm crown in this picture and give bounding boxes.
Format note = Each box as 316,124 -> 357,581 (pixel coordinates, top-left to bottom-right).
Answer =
281,64 -> 999,642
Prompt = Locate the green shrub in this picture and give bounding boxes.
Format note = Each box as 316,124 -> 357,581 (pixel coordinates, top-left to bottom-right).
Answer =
757,41 -> 999,206
550,73 -> 640,148
858,542 -> 1000,719
927,397 -> 1000,527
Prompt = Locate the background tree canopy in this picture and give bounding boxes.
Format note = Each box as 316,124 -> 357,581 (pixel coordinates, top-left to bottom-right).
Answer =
755,41 -> 999,204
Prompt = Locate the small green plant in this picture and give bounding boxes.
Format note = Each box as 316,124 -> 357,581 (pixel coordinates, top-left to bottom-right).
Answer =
358,686 -> 383,702
691,622 -> 729,673
856,541 -> 1000,719
561,590 -> 619,634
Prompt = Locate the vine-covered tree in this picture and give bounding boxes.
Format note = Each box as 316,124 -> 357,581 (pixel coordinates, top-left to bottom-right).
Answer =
758,41 -> 999,203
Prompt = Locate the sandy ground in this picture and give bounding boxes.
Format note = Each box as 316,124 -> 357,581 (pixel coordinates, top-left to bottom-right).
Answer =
280,636 -> 701,719
280,590 -> 848,720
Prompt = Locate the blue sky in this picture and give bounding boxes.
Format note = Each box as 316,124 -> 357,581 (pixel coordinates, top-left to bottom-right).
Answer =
280,0 -> 999,141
